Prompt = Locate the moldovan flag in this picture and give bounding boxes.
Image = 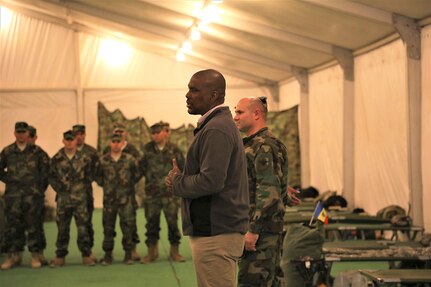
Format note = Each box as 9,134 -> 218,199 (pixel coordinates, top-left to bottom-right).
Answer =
313,201 -> 329,224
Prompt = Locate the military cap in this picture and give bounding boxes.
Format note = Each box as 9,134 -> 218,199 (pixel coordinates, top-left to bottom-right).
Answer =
113,123 -> 125,133
15,121 -> 29,132
63,130 -> 75,140
27,125 -> 37,137
162,122 -> 170,129
111,133 -> 122,142
72,124 -> 86,133
150,121 -> 165,133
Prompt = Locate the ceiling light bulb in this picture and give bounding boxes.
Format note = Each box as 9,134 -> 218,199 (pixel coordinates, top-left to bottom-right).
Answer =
191,28 -> 201,41
182,41 -> 192,53
176,51 -> 185,61
201,5 -> 220,25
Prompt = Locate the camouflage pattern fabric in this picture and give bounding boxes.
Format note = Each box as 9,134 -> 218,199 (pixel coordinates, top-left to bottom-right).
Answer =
78,143 -> 98,249
97,102 -> 300,187
102,142 -> 141,245
239,127 -> 288,287
33,145 -> 50,252
243,128 -> 288,234
49,149 -> 93,257
266,106 -> 300,187
140,141 -> 184,246
143,197 -> 182,246
0,143 -> 49,253
0,195 -> 5,252
281,224 -> 324,287
140,141 -> 185,197
95,152 -> 140,252
238,232 -> 283,287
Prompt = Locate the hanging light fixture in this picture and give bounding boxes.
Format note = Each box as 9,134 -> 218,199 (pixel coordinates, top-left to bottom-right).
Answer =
175,0 -> 222,61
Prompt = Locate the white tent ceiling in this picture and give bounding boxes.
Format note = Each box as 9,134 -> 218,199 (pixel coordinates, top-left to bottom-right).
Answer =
1,0 -> 431,85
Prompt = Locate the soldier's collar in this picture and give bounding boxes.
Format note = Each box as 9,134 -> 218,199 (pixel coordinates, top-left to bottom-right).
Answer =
243,127 -> 269,143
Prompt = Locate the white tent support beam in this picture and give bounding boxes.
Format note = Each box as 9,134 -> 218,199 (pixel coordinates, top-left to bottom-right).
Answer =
185,56 -> 276,86
268,83 -> 280,103
73,31 -> 84,124
64,1 -> 183,41
198,39 -> 294,73
8,0 -> 298,78
393,14 -> 423,225
139,1 -> 334,54
291,67 -> 310,187
302,0 -> 393,24
214,13 -> 333,54
67,1 -> 299,73
333,47 -> 355,207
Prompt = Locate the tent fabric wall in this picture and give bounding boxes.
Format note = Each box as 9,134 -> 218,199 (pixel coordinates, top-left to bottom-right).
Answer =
309,65 -> 344,195
0,11 -> 76,88
279,80 -> 300,110
354,40 -> 409,215
422,25 -> 431,233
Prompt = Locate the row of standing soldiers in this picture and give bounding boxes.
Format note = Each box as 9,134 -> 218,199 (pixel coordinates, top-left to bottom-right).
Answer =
0,121 -> 185,269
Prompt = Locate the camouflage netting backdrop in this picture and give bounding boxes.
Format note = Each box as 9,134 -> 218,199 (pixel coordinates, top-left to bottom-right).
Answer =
97,102 -> 301,187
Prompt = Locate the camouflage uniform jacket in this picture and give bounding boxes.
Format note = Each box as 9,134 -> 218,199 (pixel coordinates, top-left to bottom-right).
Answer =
0,143 -> 50,197
140,141 -> 185,197
243,127 -> 288,234
49,149 -> 93,202
78,143 -> 99,194
79,143 -> 98,171
95,153 -> 140,205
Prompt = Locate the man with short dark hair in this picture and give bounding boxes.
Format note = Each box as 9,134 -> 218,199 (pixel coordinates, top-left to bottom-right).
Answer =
0,122 -> 49,270
166,69 -> 249,287
49,130 -> 95,267
140,121 -> 185,264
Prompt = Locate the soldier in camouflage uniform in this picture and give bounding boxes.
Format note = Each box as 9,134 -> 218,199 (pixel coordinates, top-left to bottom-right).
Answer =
27,125 -> 50,266
73,124 -> 98,260
0,122 -> 50,270
49,130 -> 96,267
103,123 -> 141,260
103,123 -> 141,261
140,122 -> 185,263
95,133 -> 141,265
234,97 -> 288,287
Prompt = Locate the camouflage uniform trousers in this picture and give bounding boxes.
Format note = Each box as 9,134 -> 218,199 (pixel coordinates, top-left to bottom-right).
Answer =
143,196 -> 181,246
86,190 -> 95,249
54,196 -> 91,257
238,232 -> 284,287
3,192 -> 44,253
102,198 -> 136,252
131,191 -> 140,245
35,195 -> 47,251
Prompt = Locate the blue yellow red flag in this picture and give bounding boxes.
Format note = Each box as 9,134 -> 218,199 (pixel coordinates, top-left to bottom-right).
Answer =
311,201 -> 329,225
